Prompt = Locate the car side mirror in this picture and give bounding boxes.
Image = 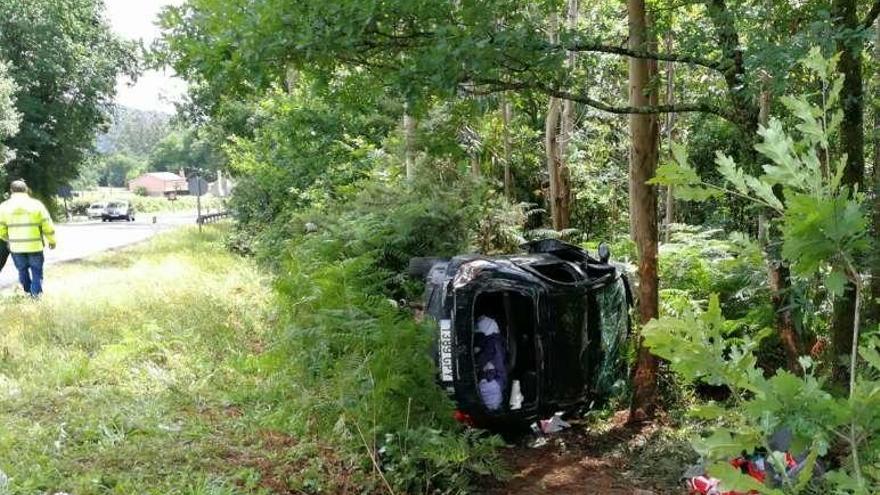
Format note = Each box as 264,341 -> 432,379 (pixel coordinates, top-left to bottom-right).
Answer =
597,242 -> 611,263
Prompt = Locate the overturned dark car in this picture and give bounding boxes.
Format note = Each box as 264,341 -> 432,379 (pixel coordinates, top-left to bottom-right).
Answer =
411,239 -> 632,427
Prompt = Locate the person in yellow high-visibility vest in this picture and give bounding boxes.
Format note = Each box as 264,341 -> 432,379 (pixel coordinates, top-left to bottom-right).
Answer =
0,180 -> 56,296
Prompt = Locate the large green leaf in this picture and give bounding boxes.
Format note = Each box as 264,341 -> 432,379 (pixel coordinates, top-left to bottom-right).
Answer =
706,462 -> 783,495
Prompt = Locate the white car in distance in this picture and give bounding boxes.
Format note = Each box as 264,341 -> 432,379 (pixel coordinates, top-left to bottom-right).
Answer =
86,202 -> 107,219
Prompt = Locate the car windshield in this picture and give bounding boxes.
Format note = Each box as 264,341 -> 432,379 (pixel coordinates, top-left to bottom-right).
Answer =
90,203 -> 105,208
107,202 -> 124,208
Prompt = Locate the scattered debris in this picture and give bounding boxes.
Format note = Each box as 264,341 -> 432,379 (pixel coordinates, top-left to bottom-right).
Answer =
530,437 -> 549,449
531,412 -> 571,434
685,449 -> 823,495
509,379 -> 524,410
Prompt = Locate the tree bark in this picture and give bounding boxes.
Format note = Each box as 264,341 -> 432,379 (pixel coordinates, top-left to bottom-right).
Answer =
871,18 -> 880,324
628,0 -> 661,423
545,95 -> 565,229
545,13 -> 570,230
501,98 -> 514,199
663,31 -> 675,244
768,262 -> 803,372
831,0 -> 865,384
704,0 -> 759,136
560,0 -> 579,157
556,0 -> 578,229
756,72 -> 804,373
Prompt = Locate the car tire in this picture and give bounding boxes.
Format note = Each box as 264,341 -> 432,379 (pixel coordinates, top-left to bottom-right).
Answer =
408,257 -> 446,278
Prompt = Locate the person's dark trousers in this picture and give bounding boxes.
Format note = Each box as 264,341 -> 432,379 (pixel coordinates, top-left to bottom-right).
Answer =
11,252 -> 44,297
0,240 -> 8,273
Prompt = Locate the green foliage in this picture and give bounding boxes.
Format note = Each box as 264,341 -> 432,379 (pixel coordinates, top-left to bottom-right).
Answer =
567,113 -> 630,240
149,126 -> 223,177
0,0 -> 135,199
252,179 -> 509,493
97,106 -> 172,159
644,298 -> 880,494
648,50 -> 878,494
654,48 -> 869,295
223,82 -> 396,233
0,60 -> 19,164
87,109 -> 220,191
99,153 -> 148,188
659,226 -> 769,322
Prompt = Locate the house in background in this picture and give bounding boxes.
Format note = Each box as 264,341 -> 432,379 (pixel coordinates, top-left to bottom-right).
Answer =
128,172 -> 188,197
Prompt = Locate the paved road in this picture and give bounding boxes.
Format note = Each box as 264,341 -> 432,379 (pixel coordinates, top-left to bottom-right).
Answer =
0,212 -> 197,287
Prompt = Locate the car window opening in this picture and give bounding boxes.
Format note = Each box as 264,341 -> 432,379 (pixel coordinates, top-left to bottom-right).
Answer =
473,291 -> 538,413
530,263 -> 579,283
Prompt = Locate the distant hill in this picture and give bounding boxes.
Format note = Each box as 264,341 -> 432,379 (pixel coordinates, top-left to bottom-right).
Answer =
97,106 -> 172,158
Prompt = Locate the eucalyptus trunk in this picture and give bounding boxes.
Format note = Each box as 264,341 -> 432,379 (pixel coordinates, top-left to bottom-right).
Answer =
628,0 -> 661,422
545,96 -> 566,229
831,0 -> 865,384
544,13 -> 570,230
502,98 -> 514,199
663,31 -> 675,244
871,19 -> 880,324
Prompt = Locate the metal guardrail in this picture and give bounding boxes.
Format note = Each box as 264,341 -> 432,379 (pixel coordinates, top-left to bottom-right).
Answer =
197,211 -> 230,225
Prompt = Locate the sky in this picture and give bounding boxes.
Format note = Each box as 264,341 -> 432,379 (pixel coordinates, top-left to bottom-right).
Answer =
104,0 -> 187,114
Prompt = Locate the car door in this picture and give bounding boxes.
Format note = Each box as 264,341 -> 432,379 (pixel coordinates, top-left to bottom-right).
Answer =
543,285 -> 591,408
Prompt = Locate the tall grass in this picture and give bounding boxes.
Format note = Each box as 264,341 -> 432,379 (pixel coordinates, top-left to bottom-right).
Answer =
0,227 -> 270,494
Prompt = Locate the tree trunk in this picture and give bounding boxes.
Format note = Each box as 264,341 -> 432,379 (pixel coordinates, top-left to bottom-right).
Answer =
871,19 -> 880,324
628,0 -> 661,423
769,262 -> 803,372
704,0 -> 759,136
403,106 -> 416,181
831,0 -> 865,384
545,96 -> 565,229
545,13 -> 569,231
556,0 -> 577,229
758,72 -> 803,373
502,98 -> 514,199
663,31 -> 675,244
559,0 -> 579,157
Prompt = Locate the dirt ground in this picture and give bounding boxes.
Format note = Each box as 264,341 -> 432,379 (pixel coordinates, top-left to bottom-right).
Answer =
481,411 -> 691,495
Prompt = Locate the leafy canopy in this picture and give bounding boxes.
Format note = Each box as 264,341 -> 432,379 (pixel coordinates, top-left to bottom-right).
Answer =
652,47 -> 869,292
0,0 -> 135,199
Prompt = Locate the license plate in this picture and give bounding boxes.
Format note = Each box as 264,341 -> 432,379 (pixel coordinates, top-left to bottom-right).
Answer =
439,319 -> 453,382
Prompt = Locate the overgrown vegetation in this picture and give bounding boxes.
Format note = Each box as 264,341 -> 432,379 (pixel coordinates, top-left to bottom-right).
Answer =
648,50 -> 877,493
7,0 -> 880,491
240,173 -> 522,493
